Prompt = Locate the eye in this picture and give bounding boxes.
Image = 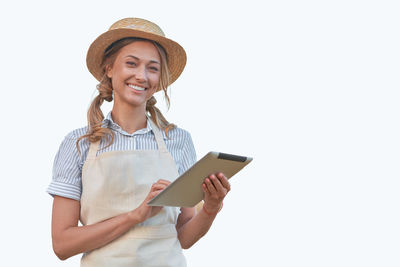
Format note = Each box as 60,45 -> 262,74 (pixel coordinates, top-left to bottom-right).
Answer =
149,66 -> 159,72
126,61 -> 137,66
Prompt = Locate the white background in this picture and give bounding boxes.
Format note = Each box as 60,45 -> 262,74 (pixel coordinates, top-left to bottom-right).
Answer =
0,0 -> 399,266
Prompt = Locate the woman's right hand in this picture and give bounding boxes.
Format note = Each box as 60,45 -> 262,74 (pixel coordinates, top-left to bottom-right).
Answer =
131,179 -> 171,223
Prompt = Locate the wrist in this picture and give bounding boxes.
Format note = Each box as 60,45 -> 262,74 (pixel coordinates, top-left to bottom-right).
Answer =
203,202 -> 223,216
127,209 -> 143,225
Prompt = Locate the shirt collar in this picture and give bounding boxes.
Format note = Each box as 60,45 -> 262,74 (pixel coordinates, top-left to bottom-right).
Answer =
103,111 -> 167,139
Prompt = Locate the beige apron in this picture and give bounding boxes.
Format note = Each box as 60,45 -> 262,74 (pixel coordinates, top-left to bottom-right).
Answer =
79,118 -> 186,267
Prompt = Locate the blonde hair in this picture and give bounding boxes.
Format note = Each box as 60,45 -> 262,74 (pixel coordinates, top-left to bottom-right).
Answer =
76,37 -> 175,153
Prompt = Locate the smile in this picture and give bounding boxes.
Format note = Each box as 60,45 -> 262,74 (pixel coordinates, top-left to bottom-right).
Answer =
127,84 -> 147,91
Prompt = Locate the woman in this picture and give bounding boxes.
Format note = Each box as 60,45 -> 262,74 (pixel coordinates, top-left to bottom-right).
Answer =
47,17 -> 230,266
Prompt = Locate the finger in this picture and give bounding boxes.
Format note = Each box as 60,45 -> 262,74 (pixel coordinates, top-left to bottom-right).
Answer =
217,173 -> 231,192
210,174 -> 227,197
151,183 -> 168,191
204,177 -> 217,195
208,174 -> 219,187
156,179 -> 171,186
148,189 -> 164,200
202,183 -> 210,195
210,174 -> 224,190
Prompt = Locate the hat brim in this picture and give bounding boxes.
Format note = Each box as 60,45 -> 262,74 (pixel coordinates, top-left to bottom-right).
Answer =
86,28 -> 186,90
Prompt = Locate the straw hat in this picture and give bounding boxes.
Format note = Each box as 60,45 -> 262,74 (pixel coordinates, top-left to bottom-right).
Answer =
86,17 -> 186,88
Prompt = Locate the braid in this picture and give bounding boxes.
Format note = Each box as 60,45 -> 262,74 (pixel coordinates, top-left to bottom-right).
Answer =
146,96 -> 176,137
76,74 -> 114,155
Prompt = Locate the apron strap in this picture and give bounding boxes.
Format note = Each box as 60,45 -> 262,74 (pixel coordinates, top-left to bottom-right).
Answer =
87,140 -> 101,160
148,117 -> 168,153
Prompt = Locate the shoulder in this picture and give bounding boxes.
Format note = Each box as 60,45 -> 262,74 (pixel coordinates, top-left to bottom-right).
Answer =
165,126 -> 197,173
166,126 -> 196,155
164,126 -> 194,145
63,125 -> 89,141
166,126 -> 191,138
55,125 -> 90,158
50,126 -> 89,201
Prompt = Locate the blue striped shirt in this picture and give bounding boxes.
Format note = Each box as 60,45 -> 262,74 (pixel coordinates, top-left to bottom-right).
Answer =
47,112 -> 197,201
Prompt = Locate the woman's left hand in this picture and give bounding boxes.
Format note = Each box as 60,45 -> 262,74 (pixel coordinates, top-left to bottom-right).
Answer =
202,172 -> 231,214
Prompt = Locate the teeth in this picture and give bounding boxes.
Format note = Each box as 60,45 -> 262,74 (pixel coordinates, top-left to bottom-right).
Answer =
128,84 -> 146,91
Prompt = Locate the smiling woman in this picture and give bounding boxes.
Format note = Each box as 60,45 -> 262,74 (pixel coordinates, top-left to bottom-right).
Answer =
77,37 -> 173,149
46,17 -> 232,267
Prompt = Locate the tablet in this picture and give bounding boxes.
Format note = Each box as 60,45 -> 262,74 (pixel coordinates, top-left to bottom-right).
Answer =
148,151 -> 253,207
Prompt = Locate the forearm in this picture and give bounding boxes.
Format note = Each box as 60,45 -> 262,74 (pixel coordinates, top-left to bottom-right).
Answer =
178,172 -> 230,249
52,182 -> 168,260
53,211 -> 140,260
177,206 -> 218,249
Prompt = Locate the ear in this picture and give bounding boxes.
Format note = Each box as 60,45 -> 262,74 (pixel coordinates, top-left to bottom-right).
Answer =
106,65 -> 113,78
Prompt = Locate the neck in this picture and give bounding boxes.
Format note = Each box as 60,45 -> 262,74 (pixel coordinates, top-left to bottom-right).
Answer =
111,103 -> 147,134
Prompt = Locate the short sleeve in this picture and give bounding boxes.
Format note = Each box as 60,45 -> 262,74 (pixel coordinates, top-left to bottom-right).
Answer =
46,132 -> 84,201
178,131 -> 197,175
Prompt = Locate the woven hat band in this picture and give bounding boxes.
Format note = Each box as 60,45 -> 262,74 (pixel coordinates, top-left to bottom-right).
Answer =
109,18 -> 165,37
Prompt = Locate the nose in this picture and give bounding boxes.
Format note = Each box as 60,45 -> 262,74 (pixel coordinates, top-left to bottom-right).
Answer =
133,65 -> 147,82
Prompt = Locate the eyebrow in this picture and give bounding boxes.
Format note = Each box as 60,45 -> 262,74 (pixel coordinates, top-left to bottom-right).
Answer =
126,55 -> 160,64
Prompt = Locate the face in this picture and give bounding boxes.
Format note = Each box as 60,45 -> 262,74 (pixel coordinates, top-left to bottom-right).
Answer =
106,40 -> 161,109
